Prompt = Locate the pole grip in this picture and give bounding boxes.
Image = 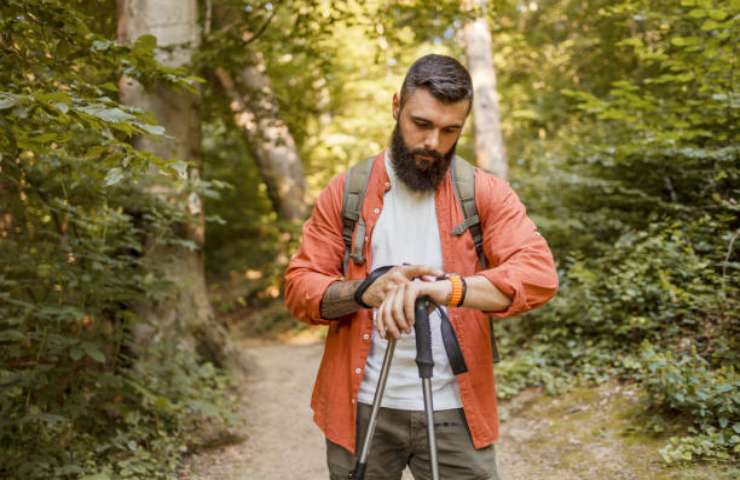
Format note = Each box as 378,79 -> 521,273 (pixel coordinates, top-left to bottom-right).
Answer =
414,296 -> 434,379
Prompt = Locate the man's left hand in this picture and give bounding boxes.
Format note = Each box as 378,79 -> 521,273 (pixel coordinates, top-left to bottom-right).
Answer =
374,278 -> 451,340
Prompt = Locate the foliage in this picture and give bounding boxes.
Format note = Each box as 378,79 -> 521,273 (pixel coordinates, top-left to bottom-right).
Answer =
0,1 -> 233,478
199,0 -> 738,465
2,0 -> 737,473
491,0 -> 739,463
640,344 -> 739,463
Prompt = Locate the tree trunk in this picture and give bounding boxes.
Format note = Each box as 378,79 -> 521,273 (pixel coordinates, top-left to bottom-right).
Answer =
117,0 -> 235,367
209,4 -> 307,222
462,0 -> 508,180
212,59 -> 308,222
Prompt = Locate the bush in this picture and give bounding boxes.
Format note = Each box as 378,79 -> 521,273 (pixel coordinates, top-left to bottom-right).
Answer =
495,0 -> 739,464
0,2 -> 234,477
640,344 -> 739,463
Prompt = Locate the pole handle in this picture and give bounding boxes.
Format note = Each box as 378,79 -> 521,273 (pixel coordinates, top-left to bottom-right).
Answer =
414,296 -> 434,379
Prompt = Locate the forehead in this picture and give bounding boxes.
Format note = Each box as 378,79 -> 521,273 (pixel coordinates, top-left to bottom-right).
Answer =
402,88 -> 469,126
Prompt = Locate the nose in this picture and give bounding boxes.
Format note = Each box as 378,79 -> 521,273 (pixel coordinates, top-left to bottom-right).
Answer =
423,129 -> 440,152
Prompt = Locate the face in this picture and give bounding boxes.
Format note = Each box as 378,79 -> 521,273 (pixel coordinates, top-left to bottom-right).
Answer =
390,88 -> 469,191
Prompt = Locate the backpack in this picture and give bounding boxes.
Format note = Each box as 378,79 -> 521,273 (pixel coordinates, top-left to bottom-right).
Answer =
340,155 -> 501,363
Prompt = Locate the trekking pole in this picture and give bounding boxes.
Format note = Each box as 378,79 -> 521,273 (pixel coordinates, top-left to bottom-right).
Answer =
414,295 -> 439,480
349,337 -> 396,480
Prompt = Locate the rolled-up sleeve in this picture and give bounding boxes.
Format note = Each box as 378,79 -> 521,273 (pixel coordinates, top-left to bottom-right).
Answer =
284,174 -> 347,325
475,173 -> 558,318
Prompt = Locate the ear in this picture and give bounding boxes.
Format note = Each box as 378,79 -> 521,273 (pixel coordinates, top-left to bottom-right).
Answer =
392,93 -> 400,120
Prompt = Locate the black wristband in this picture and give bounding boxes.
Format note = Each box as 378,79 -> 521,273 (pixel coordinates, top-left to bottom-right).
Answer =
458,276 -> 467,307
353,265 -> 395,309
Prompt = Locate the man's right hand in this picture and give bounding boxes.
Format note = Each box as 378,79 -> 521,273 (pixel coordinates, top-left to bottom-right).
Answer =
360,264 -> 443,308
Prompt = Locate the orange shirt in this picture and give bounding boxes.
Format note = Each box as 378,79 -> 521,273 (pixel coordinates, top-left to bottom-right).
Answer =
284,152 -> 558,454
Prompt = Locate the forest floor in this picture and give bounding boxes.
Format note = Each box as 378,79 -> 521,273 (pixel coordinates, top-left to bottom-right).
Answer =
179,311 -> 736,480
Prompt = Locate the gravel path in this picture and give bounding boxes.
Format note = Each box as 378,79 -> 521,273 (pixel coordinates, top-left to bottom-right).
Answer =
181,338 -> 717,480
184,339 -> 328,479
184,338 -> 517,479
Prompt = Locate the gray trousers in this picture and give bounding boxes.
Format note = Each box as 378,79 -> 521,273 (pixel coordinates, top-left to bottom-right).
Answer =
326,403 -> 501,480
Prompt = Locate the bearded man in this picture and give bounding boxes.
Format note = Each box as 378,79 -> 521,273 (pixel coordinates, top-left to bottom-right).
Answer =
285,54 -> 558,480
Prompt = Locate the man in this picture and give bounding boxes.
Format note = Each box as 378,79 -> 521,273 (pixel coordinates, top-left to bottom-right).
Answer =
285,54 -> 558,480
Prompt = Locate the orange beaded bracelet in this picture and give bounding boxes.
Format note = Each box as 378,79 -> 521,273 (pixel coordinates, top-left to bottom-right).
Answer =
446,274 -> 464,307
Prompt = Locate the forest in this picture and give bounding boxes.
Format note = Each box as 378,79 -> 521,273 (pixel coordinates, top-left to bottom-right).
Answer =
0,0 -> 737,479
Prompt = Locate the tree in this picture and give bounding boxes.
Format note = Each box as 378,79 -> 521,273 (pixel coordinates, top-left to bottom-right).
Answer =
462,0 -> 507,178
117,0 -> 233,364
210,4 -> 308,223
213,56 -> 308,222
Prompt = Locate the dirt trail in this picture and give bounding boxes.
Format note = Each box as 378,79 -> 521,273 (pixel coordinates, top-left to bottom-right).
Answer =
184,339 -> 328,479
182,339 -> 727,480
184,338 -> 523,479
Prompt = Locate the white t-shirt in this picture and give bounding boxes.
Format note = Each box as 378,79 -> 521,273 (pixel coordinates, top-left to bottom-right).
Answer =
356,151 -> 462,410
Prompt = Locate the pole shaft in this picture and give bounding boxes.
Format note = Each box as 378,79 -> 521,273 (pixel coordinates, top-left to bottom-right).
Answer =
422,378 -> 439,480
352,338 -> 396,478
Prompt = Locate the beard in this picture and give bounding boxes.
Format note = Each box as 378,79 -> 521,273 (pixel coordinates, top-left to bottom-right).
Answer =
389,122 -> 456,192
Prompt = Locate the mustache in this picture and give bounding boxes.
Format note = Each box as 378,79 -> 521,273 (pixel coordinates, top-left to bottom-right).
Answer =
409,148 -> 444,161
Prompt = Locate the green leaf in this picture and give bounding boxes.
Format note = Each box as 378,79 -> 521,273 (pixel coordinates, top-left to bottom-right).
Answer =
104,167 -> 124,187
80,474 -> 111,480
35,91 -> 72,104
55,464 -> 84,475
171,160 -> 188,179
0,330 -> 26,342
187,399 -> 219,417
77,104 -> 136,123
134,34 -> 157,53
708,9 -> 728,21
70,348 -> 85,361
671,36 -> 700,47
0,93 -> 18,110
54,102 -> 69,114
134,121 -> 166,135
82,342 -> 106,363
91,39 -> 112,52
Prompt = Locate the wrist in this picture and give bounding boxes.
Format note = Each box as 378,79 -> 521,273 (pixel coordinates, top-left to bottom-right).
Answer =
442,274 -> 466,307
435,279 -> 453,306
354,265 -> 394,308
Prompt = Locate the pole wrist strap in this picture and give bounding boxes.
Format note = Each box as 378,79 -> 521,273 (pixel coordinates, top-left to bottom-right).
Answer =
354,265 -> 394,309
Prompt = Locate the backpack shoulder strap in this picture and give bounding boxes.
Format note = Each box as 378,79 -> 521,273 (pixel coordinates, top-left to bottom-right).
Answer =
451,156 -> 486,269
451,156 -> 501,363
341,156 -> 374,275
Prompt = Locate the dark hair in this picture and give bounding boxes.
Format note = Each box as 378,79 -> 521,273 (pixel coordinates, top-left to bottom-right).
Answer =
399,54 -> 473,110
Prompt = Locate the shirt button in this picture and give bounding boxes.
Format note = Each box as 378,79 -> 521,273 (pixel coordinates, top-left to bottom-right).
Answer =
355,368 -> 362,374
362,334 -> 370,341
373,208 -> 380,214
352,399 -> 356,404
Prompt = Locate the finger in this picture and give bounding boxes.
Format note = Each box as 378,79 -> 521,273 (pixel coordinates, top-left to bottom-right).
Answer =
401,264 -> 444,280
377,297 -> 390,340
381,294 -> 401,339
391,285 -> 409,334
404,283 -> 419,330
374,309 -> 386,340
